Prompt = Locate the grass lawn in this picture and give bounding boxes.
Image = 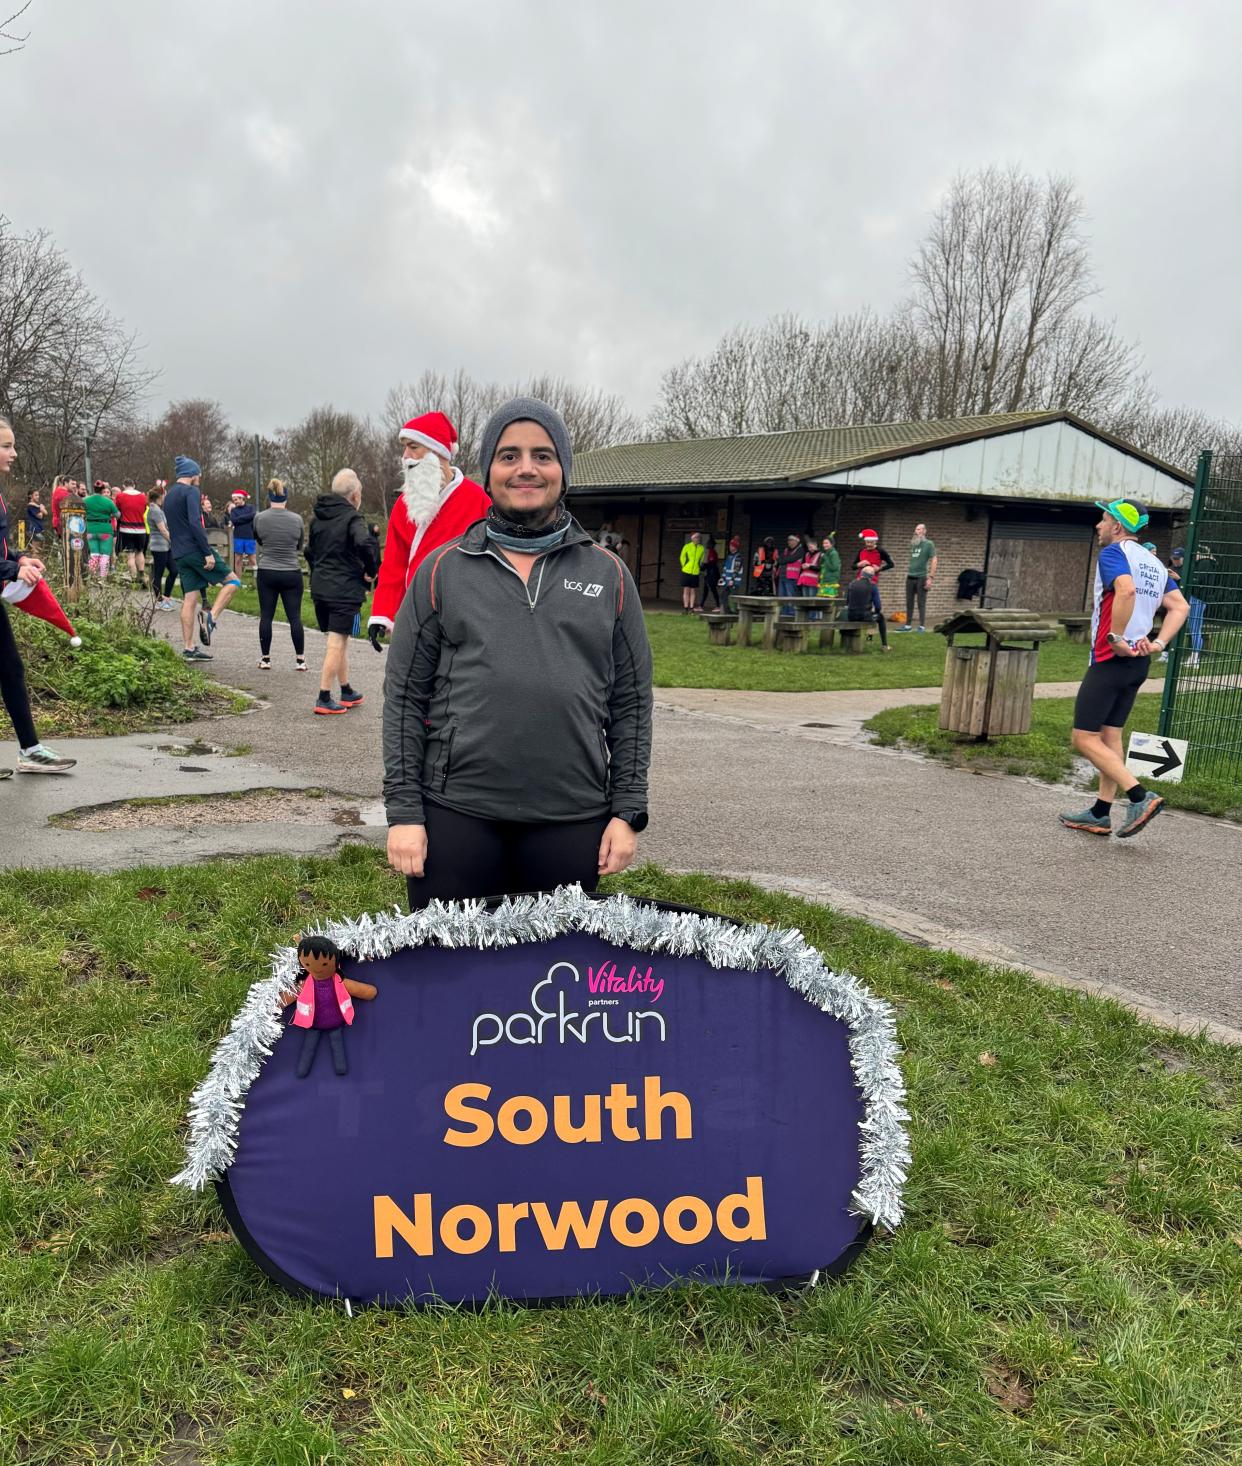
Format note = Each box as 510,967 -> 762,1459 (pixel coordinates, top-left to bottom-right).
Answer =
645,612 -> 1144,693
865,694 -> 1242,823
4,851 -> 1239,1464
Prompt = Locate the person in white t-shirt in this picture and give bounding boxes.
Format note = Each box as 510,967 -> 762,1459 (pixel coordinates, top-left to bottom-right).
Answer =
1059,499 -> 1188,839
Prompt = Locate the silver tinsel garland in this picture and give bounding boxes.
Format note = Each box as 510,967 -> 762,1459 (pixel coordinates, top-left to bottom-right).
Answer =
171,887 -> 910,1229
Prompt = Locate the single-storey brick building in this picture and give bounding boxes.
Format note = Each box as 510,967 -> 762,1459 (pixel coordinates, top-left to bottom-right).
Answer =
571,411 -> 1192,617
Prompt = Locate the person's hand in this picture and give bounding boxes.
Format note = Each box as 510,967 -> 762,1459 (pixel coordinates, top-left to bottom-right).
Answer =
598,817 -> 638,876
924,577 -> 933,590
203,553 -> 215,570
1133,635 -> 1163,657
16,560 -> 44,586
387,823 -> 428,877
369,624 -> 387,653
1109,635 -> 1135,658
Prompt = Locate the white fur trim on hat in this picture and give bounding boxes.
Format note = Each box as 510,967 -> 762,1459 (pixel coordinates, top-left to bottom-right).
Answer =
398,427 -> 454,460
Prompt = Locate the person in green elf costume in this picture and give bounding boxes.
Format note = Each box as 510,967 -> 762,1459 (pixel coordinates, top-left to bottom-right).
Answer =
83,481 -> 119,579
817,530 -> 841,600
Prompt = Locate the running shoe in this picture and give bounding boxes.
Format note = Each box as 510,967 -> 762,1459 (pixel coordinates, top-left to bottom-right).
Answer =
257,656 -> 271,670
1058,805 -> 1112,836
1116,791 -> 1164,839
314,697 -> 348,716
16,744 -> 76,774
197,606 -> 213,646
0,768 -> 12,780
338,686 -> 364,708
182,647 -> 213,662
295,658 -> 308,672
915,625 -> 928,632
896,624 -> 913,633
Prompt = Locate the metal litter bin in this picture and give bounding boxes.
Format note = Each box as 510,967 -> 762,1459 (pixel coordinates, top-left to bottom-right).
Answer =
935,610 -> 1058,738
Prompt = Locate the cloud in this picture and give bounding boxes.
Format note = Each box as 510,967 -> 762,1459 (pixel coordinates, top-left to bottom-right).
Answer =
0,0 -> 1237,432
243,115 -> 302,178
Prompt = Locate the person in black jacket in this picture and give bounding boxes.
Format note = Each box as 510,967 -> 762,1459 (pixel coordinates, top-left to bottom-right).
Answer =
383,396 -> 653,908
305,469 -> 379,715
843,564 -> 891,651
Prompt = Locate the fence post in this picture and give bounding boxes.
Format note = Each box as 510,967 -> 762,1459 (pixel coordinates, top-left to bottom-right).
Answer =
1158,448 -> 1210,737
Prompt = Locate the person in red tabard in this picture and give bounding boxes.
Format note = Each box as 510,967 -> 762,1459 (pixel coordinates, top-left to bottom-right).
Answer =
367,411 -> 490,652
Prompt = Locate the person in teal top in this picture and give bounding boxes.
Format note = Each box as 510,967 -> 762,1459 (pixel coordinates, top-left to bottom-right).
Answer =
82,483 -> 119,579
900,522 -> 938,631
679,532 -> 705,613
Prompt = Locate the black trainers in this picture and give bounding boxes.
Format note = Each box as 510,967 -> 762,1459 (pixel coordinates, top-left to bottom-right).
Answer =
338,685 -> 364,708
314,696 -> 348,716
183,647 -> 213,662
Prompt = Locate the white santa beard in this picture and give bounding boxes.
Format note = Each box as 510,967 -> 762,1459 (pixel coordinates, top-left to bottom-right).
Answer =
401,455 -> 445,527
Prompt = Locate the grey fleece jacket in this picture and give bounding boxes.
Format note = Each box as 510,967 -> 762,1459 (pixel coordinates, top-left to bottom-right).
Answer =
382,518 -> 653,826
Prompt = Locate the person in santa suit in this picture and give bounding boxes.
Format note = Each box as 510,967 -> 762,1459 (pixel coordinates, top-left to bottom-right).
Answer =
367,412 -> 490,652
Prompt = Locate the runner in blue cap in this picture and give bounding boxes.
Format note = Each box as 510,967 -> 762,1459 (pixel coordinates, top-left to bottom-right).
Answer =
1059,499 -> 1189,838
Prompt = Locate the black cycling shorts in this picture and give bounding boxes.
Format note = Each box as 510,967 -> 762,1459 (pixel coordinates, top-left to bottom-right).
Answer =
1073,655 -> 1150,733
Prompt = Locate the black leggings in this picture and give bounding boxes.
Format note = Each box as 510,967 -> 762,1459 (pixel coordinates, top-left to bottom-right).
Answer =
151,550 -> 175,597
406,800 -> 610,910
256,569 -> 305,656
0,602 -> 38,750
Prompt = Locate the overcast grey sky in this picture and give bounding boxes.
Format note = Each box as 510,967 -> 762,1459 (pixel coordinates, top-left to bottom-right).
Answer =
3,0 -> 1238,434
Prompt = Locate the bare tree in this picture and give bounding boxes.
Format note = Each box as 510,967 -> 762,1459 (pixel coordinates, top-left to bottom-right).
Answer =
907,167 -> 1149,418
1107,403 -> 1242,475
383,368 -> 639,477
0,216 -> 156,485
651,169 -> 1162,439
272,405 -> 389,515
1,1 -> 32,57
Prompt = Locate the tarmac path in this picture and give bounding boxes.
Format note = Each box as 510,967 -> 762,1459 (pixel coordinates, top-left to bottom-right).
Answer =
5,606 -> 1236,1039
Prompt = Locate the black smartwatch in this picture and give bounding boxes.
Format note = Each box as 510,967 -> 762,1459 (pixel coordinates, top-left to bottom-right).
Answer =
614,810 -> 649,832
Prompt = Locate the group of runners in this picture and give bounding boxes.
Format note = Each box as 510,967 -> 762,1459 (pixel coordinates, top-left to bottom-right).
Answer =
0,401 -> 1191,856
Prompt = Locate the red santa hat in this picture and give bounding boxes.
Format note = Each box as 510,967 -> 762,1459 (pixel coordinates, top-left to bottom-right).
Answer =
399,411 -> 457,461
859,528 -> 878,540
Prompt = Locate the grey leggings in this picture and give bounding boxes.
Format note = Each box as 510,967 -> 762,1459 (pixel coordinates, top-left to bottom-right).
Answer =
905,575 -> 927,626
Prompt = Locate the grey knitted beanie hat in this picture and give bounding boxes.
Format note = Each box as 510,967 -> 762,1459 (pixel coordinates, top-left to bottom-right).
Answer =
478,397 -> 572,496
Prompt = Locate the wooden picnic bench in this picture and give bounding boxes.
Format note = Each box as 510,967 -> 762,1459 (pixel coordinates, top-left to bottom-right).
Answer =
1056,613 -> 1092,643
834,616 -> 878,653
731,594 -> 838,651
703,612 -> 739,646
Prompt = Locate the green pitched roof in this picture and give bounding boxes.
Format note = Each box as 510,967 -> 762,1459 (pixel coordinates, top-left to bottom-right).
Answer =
573,411 -> 1192,489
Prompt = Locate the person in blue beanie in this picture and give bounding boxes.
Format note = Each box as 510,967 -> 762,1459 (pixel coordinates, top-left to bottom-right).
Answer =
164,456 -> 242,661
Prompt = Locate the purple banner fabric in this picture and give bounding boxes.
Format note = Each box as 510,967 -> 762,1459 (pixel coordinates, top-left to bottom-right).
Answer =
223,931 -> 865,1304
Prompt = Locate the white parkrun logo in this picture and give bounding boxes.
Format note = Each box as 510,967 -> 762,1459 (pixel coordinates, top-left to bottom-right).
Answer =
564,579 -> 604,598
470,962 -> 667,1055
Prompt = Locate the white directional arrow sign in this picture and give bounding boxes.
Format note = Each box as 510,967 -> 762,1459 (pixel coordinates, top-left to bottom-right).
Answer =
1126,731 -> 1188,784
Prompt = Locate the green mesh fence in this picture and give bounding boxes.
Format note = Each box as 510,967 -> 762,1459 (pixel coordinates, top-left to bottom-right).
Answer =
1159,449 -> 1242,777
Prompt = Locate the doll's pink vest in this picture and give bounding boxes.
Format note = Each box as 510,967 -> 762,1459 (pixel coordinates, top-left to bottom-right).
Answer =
291,973 -> 355,1028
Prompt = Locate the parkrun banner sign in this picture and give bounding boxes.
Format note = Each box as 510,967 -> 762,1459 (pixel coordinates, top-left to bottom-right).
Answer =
173,890 -> 909,1306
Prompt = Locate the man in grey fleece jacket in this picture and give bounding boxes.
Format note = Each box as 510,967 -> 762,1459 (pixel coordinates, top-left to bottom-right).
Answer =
382,397 -> 653,907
